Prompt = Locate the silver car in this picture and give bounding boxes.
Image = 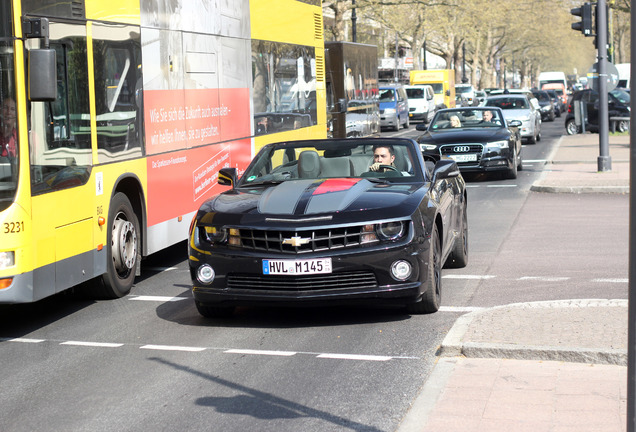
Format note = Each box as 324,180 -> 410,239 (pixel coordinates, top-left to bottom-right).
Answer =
484,94 -> 542,143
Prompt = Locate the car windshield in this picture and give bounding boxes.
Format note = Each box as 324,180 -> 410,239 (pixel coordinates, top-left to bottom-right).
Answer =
429,108 -> 504,130
610,89 -> 630,104
240,140 -> 422,185
533,92 -> 549,102
485,97 -> 528,110
456,86 -> 473,94
406,88 -> 424,99
379,89 -> 396,102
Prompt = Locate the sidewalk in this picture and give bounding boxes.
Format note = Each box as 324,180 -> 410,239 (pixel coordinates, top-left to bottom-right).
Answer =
530,133 -> 630,194
398,133 -> 631,432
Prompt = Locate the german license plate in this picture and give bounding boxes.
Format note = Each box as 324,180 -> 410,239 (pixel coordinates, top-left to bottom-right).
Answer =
449,154 -> 477,162
262,258 -> 332,275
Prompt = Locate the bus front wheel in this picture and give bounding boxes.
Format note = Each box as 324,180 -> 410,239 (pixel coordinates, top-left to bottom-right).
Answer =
94,193 -> 140,299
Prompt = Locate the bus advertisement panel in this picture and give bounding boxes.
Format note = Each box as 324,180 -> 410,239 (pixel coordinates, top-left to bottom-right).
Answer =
0,0 -> 326,303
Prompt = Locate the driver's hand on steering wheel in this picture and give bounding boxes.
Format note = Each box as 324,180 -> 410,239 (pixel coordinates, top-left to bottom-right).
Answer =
369,162 -> 388,172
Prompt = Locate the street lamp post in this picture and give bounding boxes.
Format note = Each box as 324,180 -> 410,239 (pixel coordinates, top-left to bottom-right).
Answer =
351,0 -> 357,43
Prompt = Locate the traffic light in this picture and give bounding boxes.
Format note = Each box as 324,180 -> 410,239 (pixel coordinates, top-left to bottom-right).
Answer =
571,3 -> 593,36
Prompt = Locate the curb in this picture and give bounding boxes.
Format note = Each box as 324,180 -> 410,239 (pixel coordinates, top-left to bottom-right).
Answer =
438,299 -> 628,366
530,184 -> 630,194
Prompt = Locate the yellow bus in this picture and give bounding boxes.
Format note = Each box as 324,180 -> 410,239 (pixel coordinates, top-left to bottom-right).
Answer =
0,0 -> 326,303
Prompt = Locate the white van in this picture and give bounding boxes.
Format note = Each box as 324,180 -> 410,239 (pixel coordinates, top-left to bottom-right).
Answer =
405,85 -> 436,124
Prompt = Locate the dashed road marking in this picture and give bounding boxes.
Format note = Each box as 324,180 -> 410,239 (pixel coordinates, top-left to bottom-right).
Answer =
317,353 -> 393,362
140,344 -> 206,352
145,266 -> 179,272
61,341 -> 123,348
443,275 -> 496,280
130,295 -> 187,302
4,337 -> 44,343
592,278 -> 628,283
225,349 -> 297,357
439,306 -> 485,313
487,184 -> 518,188
517,276 -> 570,282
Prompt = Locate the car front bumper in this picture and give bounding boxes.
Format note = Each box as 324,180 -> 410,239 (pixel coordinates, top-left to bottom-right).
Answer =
189,241 -> 428,308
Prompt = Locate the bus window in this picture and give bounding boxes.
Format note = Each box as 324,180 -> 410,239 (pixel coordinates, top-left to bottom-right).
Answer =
28,24 -> 91,196
252,40 -> 317,135
0,15 -> 17,212
92,23 -> 143,163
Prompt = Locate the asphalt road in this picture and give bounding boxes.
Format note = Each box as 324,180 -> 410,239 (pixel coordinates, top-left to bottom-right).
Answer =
0,115 -> 628,432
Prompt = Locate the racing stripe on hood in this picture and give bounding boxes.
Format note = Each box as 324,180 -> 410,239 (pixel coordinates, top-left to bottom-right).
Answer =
304,178 -> 368,215
258,179 -> 317,215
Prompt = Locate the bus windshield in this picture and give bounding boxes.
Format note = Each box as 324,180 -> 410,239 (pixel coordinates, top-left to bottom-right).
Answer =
0,14 -> 18,213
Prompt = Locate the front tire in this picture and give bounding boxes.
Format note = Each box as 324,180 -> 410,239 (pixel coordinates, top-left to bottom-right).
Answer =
566,119 -> 579,135
407,224 -> 442,314
445,204 -> 468,268
504,147 -> 518,179
93,193 -> 140,299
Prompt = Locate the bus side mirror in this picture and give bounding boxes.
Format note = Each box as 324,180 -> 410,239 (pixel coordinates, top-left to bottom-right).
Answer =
335,98 -> 347,113
29,49 -> 57,102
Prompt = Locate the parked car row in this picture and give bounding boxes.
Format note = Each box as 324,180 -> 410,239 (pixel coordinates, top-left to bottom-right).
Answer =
565,88 -> 630,135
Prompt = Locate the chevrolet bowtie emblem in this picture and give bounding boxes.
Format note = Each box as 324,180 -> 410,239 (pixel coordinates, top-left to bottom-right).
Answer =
282,236 -> 310,247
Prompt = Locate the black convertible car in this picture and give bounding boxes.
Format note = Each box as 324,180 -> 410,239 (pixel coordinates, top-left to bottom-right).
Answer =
188,138 -> 468,317
416,107 -> 523,179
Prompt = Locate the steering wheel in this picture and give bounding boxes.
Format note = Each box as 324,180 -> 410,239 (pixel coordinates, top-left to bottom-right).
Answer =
378,164 -> 399,172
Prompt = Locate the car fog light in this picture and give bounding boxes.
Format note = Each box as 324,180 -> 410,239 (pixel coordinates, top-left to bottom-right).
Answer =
391,260 -> 412,281
197,264 -> 215,285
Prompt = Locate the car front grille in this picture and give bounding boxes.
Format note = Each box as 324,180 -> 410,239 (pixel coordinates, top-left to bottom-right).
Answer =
238,225 -> 379,254
440,143 -> 483,165
227,271 -> 378,291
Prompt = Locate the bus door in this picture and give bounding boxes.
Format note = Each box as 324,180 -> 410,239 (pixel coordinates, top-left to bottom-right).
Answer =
26,22 -> 96,298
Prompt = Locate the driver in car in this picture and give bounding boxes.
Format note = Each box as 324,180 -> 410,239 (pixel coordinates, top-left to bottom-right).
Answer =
369,144 -> 395,172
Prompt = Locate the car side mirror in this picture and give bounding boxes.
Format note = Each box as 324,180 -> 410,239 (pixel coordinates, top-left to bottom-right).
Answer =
508,120 -> 522,127
445,90 -> 451,96
432,159 -> 460,181
218,167 -> 237,187
415,123 -> 428,131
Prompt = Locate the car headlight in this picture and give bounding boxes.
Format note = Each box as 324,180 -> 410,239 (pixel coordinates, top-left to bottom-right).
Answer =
376,221 -> 405,241
197,226 -> 241,246
541,106 -> 550,112
485,140 -> 508,149
384,108 -> 396,114
420,143 -> 438,151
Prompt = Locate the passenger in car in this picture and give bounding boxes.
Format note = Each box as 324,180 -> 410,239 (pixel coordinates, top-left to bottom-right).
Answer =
449,115 -> 462,128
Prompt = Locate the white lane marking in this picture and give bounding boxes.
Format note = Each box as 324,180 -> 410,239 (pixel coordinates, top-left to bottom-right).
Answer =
61,341 -> 123,348
593,278 -> 628,283
317,353 -> 392,362
523,159 -> 548,163
225,349 -> 297,357
439,306 -> 485,313
130,295 -> 187,302
517,276 -> 570,282
443,275 -> 496,280
140,344 -> 206,352
145,266 -> 178,272
4,337 -> 45,343
487,184 -> 517,188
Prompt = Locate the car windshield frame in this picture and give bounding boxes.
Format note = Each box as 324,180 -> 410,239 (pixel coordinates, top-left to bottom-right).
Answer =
428,107 -> 507,131
238,139 -> 426,187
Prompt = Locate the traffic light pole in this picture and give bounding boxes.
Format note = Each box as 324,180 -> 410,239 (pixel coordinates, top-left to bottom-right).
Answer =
627,0 -> 636,429
596,0 -> 611,171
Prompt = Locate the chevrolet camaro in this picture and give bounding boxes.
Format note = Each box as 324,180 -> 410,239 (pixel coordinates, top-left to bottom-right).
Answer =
188,138 -> 468,318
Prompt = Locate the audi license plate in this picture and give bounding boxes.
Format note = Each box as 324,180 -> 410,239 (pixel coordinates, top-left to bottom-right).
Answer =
263,258 -> 332,275
449,154 -> 477,162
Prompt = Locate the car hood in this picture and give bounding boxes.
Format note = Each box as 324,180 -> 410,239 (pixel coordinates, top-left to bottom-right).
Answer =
417,128 -> 510,144
197,178 -> 425,226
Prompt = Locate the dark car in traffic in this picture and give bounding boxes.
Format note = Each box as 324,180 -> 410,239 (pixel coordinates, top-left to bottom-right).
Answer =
416,107 -> 523,179
531,90 -> 556,122
188,138 -> 468,317
565,88 -> 630,134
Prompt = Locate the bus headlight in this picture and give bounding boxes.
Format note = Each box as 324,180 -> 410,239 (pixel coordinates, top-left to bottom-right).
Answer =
0,251 -> 15,269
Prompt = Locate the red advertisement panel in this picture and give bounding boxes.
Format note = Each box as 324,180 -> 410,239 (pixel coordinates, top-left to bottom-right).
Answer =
146,139 -> 252,226
144,88 -> 251,155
